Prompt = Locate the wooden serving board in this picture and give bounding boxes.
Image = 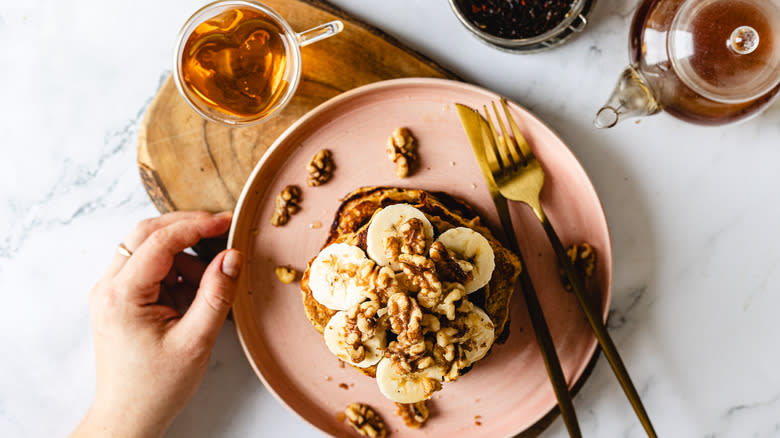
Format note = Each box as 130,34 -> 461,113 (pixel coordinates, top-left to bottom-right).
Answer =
135,1 -> 600,436
137,0 -> 456,214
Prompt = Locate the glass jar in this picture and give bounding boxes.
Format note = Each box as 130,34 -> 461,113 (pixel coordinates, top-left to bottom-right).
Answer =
449,0 -> 596,53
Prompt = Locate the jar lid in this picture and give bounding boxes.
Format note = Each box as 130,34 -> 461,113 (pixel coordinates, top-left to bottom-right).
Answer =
669,0 -> 780,103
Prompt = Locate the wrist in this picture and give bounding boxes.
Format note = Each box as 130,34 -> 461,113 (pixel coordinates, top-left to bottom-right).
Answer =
72,399 -> 170,438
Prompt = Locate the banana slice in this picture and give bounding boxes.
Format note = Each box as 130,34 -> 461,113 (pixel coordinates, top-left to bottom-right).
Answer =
375,357 -> 445,404
435,227 -> 495,293
323,311 -> 387,368
366,204 -> 434,270
309,243 -> 370,310
458,305 -> 496,365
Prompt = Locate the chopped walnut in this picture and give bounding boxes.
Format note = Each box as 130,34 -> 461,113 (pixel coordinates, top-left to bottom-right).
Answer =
355,263 -> 403,306
270,185 -> 301,226
415,355 -> 435,370
399,253 -> 465,320
395,271 -> 419,294
386,293 -> 435,374
400,218 -> 427,255
387,293 -> 423,344
371,266 -> 404,305
344,403 -> 387,438
386,127 -> 417,178
560,243 -> 597,291
421,314 -> 441,334
274,265 -> 298,284
420,373 -> 442,396
432,318 -> 472,382
395,401 -> 430,429
385,338 -> 431,374
398,254 -> 442,307
341,301 -> 382,363
430,241 -> 473,284
306,149 -> 335,186
432,282 -> 466,321
435,301 -> 492,380
384,218 -> 429,265
457,299 -> 475,314
436,326 -> 460,349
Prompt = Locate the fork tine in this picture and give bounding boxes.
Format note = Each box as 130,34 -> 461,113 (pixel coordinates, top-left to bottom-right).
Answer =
496,100 -> 526,167
482,105 -> 508,171
490,101 -> 520,170
501,98 -> 533,161
485,104 -> 514,175
478,109 -> 504,181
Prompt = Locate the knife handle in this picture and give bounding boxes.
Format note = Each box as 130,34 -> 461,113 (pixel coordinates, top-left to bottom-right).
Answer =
494,198 -> 582,438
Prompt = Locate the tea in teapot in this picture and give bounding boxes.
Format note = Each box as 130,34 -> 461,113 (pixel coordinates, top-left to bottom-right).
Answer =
595,0 -> 780,128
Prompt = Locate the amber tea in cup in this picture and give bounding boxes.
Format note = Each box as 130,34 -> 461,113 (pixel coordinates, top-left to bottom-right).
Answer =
174,0 -> 343,125
181,7 -> 288,118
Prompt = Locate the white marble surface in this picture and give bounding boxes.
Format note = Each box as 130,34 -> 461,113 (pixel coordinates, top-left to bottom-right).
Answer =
2,0 -> 780,437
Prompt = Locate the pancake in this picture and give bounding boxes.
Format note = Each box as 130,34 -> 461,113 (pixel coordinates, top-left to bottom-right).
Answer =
301,187 -> 522,378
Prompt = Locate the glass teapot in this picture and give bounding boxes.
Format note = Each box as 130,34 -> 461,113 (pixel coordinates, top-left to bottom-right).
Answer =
595,0 -> 780,128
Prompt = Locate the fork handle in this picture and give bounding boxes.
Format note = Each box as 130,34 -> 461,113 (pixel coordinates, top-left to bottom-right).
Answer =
534,207 -> 658,438
538,210 -> 658,438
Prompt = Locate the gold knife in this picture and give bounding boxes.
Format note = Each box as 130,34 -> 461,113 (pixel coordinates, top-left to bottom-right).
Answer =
456,103 -> 582,438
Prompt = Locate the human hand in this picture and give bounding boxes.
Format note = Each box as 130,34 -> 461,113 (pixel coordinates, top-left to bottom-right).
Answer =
72,211 -> 242,438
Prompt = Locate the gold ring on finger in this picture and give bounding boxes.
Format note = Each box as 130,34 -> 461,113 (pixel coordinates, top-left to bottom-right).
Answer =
117,242 -> 133,257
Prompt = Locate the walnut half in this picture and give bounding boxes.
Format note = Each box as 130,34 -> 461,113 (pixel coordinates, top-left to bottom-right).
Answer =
560,243 -> 597,291
344,403 -> 388,438
386,127 -> 417,178
306,149 -> 335,186
270,185 -> 301,226
395,401 -> 430,429
387,292 -> 423,345
430,241 -> 473,285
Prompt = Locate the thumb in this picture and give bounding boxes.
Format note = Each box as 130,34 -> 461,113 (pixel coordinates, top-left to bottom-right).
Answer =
176,249 -> 242,346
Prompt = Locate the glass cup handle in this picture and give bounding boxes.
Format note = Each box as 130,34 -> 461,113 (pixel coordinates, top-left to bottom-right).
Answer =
296,20 -> 344,47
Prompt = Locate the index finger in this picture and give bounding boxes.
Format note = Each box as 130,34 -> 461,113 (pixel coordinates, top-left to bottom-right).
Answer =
104,211 -> 217,280
114,213 -> 232,305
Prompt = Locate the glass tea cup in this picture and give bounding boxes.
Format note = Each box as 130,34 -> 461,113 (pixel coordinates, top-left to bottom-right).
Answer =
173,0 -> 343,126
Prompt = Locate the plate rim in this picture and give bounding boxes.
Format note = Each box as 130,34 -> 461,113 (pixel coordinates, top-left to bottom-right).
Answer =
227,77 -> 613,437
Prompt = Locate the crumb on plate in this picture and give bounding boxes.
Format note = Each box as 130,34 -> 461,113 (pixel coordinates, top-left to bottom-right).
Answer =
274,265 -> 298,284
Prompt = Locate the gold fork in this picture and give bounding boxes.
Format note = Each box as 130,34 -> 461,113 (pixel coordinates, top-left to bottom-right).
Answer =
481,99 -> 658,438
456,104 -> 582,438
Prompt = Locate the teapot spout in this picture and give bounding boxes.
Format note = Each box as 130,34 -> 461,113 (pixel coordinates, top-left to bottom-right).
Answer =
594,65 -> 661,128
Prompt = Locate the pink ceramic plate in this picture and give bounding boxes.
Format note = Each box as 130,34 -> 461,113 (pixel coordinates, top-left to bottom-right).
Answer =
229,78 -> 612,437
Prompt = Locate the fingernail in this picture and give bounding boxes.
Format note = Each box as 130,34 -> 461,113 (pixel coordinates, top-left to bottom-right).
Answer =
222,250 -> 242,279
